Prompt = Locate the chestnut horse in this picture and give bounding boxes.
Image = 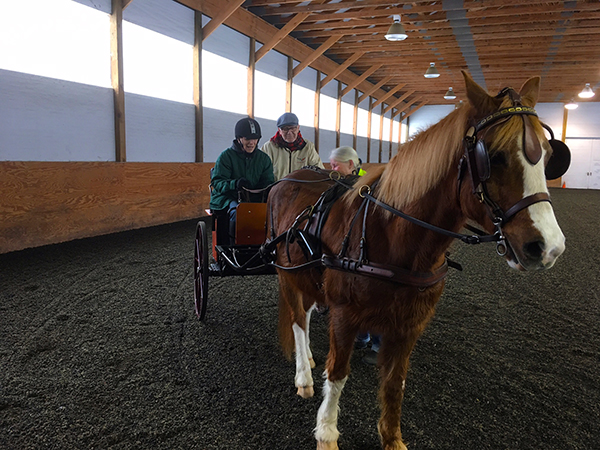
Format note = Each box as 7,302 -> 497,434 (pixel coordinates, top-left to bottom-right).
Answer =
266,72 -> 567,450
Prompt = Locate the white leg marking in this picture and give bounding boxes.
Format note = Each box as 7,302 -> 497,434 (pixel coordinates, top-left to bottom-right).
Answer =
306,304 -> 315,365
292,323 -> 314,389
315,373 -> 348,443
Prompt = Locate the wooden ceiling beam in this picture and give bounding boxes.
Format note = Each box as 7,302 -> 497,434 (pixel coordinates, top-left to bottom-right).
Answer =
371,83 -> 407,109
294,11 -> 600,34
358,76 -> 392,104
341,64 -> 382,96
255,12 -> 310,62
249,0 -> 308,5
400,101 -> 429,121
262,1 -> 426,16
262,0 -> 571,16
202,0 -> 246,40
383,90 -> 415,114
320,52 -> 364,88
392,98 -> 420,118
292,35 -> 343,78
177,0 -> 393,101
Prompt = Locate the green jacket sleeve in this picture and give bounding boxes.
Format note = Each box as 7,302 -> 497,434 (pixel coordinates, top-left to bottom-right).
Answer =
257,156 -> 275,189
211,152 -> 237,195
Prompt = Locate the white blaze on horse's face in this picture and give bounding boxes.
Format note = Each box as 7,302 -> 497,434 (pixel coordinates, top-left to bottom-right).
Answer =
510,142 -> 566,270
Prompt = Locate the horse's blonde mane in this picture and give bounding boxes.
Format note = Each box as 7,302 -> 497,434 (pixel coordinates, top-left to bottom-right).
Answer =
347,105 -> 470,210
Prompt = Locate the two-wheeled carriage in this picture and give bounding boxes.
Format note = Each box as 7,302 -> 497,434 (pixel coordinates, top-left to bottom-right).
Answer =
193,197 -> 278,320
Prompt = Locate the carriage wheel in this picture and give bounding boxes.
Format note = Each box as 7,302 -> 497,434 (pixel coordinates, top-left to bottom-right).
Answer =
194,220 -> 209,320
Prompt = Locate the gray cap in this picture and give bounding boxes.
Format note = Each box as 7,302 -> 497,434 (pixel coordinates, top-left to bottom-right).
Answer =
277,112 -> 299,128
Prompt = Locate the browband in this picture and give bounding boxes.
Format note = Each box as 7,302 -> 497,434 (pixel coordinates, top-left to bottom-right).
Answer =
473,106 -> 537,134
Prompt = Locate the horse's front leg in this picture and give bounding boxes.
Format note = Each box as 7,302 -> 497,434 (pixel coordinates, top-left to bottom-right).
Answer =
293,304 -> 316,398
315,307 -> 356,450
377,333 -> 420,450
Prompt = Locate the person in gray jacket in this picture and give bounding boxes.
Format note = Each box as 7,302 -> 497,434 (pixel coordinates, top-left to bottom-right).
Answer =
261,112 -> 324,181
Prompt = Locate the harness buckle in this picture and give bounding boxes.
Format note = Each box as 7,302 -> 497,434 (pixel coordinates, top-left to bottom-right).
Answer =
492,220 -> 508,256
358,185 -> 371,198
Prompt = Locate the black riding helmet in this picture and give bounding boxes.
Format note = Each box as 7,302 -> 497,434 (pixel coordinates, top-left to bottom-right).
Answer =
235,117 -> 262,142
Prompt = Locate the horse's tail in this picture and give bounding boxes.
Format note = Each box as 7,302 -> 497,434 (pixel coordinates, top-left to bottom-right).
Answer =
277,274 -> 295,360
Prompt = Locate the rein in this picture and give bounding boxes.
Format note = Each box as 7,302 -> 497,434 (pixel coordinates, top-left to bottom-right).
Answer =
261,97 -> 552,285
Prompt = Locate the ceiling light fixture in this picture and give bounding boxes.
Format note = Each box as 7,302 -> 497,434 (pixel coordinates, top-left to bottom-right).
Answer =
578,83 -> 595,99
424,62 -> 440,78
564,99 -> 578,110
385,15 -> 408,41
444,87 -> 456,100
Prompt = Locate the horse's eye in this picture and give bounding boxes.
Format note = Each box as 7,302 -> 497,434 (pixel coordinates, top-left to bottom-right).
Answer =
490,152 -> 507,167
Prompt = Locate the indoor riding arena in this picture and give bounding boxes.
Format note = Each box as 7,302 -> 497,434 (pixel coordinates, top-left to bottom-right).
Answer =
1,1 -> 599,450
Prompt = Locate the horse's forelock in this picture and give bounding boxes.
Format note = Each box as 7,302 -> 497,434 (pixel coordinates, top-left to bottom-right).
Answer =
363,106 -> 469,211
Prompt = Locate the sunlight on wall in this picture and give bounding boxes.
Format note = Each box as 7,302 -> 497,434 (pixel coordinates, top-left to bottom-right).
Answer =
383,117 -> 396,142
340,101 -> 354,135
320,94 -> 337,131
371,112 -> 381,139
202,51 -> 247,114
400,123 -> 408,143
0,0 -> 110,87
124,22 -> 193,104
255,71 -> 287,120
392,118 -> 400,143
291,84 -> 315,127
357,108 -> 369,137
0,0 -> 406,148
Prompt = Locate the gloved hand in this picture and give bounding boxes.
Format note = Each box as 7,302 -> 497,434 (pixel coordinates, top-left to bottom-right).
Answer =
236,178 -> 251,190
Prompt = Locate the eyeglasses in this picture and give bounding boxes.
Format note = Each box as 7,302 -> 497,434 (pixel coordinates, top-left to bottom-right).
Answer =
279,126 -> 298,132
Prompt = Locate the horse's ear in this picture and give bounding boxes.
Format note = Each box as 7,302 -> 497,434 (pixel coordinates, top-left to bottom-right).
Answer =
462,70 -> 496,113
519,76 -> 541,106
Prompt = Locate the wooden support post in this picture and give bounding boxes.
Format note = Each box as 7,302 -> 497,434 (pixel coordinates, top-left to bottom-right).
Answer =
561,107 -> 568,142
352,89 -> 358,151
378,103 -> 384,163
193,11 -> 204,162
248,38 -> 256,118
335,81 -> 342,148
111,0 -> 126,162
367,96 -> 373,163
286,56 -> 293,113
389,110 -> 395,161
397,113 -> 403,151
314,71 -> 321,152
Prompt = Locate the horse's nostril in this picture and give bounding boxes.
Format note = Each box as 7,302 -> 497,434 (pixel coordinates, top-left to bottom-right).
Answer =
523,240 -> 544,260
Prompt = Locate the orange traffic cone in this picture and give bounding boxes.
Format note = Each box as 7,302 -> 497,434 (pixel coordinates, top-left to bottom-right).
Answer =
562,182 -> 566,188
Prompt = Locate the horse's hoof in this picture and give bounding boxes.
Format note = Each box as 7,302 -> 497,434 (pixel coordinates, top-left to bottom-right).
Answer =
317,440 -> 339,450
297,385 -> 314,398
309,357 -> 316,369
383,443 -> 408,450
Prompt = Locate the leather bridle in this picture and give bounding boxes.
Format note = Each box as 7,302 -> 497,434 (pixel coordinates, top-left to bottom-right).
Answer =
459,88 -> 551,255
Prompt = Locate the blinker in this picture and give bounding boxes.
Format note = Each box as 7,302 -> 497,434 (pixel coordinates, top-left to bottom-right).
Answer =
522,115 -> 542,165
541,123 -> 572,180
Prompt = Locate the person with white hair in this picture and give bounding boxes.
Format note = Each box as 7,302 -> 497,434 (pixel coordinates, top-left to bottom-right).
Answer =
328,146 -> 366,176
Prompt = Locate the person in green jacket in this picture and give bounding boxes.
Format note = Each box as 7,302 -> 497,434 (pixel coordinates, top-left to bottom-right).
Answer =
210,117 -> 274,244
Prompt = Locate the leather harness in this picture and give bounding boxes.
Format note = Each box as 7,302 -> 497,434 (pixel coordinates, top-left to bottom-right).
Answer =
261,92 -> 552,287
